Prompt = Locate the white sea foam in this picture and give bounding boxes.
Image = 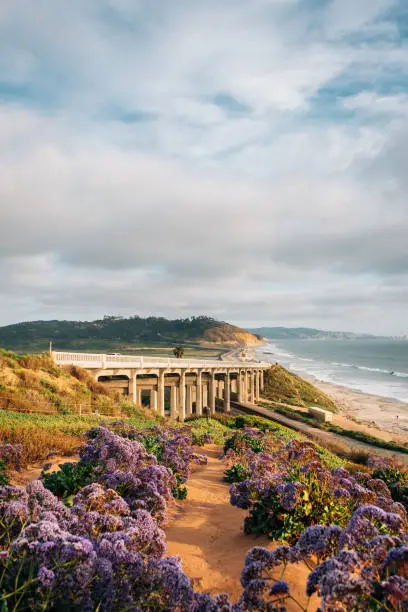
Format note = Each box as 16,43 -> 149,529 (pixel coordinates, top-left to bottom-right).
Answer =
259,341 -> 408,404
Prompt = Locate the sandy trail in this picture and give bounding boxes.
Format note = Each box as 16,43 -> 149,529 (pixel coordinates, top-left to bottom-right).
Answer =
166,445 -> 318,610
11,454 -> 79,487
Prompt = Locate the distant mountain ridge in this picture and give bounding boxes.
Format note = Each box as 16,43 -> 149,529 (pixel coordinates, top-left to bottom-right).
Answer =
247,326 -> 382,340
0,316 -> 264,352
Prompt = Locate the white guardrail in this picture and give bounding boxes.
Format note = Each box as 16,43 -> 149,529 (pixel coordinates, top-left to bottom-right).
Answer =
52,351 -> 270,370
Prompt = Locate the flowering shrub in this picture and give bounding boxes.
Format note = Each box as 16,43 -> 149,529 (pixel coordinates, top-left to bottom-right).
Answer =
224,463 -> 251,484
224,428 -> 267,455
229,438 -> 407,543
0,443 -> 23,472
0,424 -> 232,611
239,505 -> 408,611
370,457 -> 408,512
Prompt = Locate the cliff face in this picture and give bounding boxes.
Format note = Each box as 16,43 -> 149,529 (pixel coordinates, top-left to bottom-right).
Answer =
202,324 -> 264,347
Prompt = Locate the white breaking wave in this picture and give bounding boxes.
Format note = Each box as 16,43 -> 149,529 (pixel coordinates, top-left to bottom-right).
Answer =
260,342 -> 408,404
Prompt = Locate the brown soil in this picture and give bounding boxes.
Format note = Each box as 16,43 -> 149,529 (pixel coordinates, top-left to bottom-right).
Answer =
10,454 -> 79,487
166,445 -> 318,610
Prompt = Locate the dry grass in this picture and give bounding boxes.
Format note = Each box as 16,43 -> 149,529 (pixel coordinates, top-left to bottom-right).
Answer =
0,426 -> 81,465
0,350 -> 133,417
262,364 -> 338,412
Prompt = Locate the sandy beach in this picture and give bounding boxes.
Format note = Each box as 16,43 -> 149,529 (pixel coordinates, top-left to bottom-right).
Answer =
307,377 -> 408,442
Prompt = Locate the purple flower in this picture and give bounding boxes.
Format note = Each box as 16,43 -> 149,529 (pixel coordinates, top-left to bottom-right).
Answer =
38,566 -> 55,588
269,580 -> 289,596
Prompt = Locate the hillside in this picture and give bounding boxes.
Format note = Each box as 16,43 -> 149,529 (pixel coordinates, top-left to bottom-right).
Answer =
0,349 -> 136,416
262,364 -> 338,411
248,326 -> 378,340
0,316 -> 264,353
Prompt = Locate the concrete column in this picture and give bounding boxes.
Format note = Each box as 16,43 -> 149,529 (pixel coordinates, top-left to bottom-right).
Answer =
136,388 -> 142,407
186,385 -> 193,417
202,383 -> 208,408
196,371 -> 202,416
170,385 -> 178,419
261,370 -> 265,391
130,370 -> 137,404
237,372 -> 243,403
157,371 -> 165,417
224,373 -> 231,412
250,370 -> 256,403
179,371 -> 186,422
255,370 -> 260,401
150,389 -> 157,411
244,372 -> 249,402
209,373 -> 216,414
218,380 -> 224,400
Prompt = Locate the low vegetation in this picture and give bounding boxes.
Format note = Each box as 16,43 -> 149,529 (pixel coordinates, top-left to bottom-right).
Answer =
224,427 -> 408,610
261,364 -> 338,411
0,349 -> 138,416
274,404 -> 408,454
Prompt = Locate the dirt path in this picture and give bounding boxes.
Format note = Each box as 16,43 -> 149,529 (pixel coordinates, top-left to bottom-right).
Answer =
10,455 -> 79,487
166,445 -> 318,610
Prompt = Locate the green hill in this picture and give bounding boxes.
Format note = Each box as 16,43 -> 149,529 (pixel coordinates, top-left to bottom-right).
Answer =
262,364 -> 337,412
0,316 -> 264,353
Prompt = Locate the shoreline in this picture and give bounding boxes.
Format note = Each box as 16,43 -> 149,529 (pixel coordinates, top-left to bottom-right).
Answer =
253,346 -> 408,441
302,375 -> 408,442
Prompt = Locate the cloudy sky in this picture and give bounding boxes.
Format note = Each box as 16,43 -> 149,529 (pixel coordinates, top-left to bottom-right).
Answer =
0,0 -> 407,334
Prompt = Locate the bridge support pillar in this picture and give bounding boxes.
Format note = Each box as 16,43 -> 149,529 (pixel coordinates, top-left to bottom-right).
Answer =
244,372 -> 249,402
170,385 -> 178,419
136,388 -> 142,407
237,372 -> 243,402
224,373 -> 231,412
150,389 -> 157,411
250,370 -> 256,403
158,372 -> 165,417
196,371 -> 202,416
260,370 -> 265,392
209,374 -> 216,414
179,371 -> 186,422
129,370 -> 136,404
202,383 -> 208,409
186,385 -> 193,417
255,371 -> 260,401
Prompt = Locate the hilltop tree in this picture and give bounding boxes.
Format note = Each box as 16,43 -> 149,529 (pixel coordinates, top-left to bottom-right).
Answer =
173,346 -> 184,359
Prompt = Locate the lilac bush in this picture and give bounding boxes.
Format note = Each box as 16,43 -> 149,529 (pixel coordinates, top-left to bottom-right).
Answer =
0,443 -> 23,472
229,437 -> 407,543
239,505 -> 408,611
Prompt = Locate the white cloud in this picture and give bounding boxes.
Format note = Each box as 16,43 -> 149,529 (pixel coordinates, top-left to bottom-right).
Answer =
0,1 -> 407,334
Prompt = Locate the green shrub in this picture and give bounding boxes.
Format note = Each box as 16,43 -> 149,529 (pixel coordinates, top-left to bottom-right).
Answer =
224,431 -> 265,454
0,460 -> 9,486
224,463 -> 251,483
372,466 -> 408,511
173,474 -> 188,500
244,470 -> 352,544
42,462 -> 93,503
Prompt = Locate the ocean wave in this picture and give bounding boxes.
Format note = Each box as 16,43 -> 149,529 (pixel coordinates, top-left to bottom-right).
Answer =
330,362 -> 408,377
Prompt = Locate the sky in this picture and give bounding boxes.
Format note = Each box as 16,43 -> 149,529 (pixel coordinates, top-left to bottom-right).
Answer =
0,0 -> 408,335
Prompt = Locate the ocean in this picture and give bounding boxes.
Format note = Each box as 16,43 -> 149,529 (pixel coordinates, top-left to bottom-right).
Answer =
257,339 -> 408,405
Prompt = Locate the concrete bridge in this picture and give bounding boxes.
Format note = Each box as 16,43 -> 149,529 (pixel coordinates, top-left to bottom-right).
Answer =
52,351 -> 270,421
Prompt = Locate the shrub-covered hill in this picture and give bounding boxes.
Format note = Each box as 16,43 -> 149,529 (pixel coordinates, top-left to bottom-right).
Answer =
0,315 -> 263,353
0,349 -> 136,416
262,364 -> 337,412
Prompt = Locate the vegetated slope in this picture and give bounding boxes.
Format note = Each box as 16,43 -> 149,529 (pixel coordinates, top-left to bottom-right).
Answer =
0,316 -> 264,352
262,364 -> 337,411
0,349 -> 136,416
